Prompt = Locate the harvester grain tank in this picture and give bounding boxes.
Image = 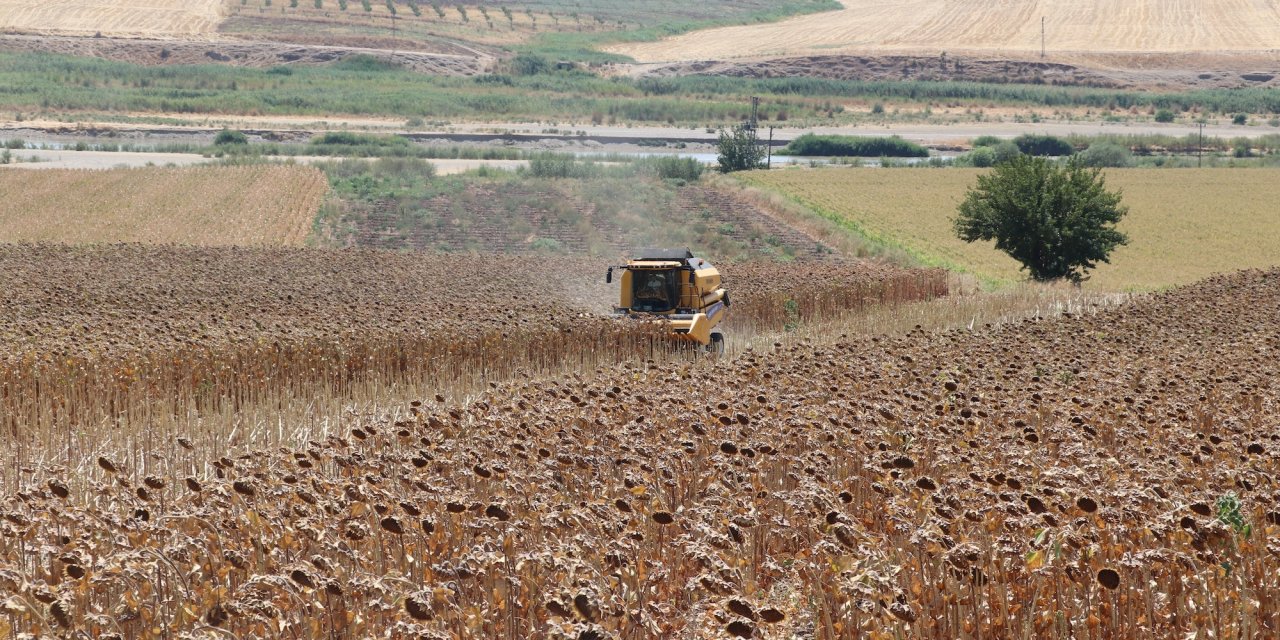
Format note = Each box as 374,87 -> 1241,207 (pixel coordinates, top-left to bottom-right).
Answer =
605,248 -> 730,351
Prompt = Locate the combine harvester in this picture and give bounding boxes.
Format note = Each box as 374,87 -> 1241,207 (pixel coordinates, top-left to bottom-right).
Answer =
606,248 -> 730,352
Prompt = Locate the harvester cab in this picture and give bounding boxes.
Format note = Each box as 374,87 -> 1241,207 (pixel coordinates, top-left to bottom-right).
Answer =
606,248 -> 730,351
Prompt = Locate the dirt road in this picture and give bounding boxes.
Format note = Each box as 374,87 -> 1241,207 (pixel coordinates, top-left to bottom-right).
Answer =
0,149 -> 529,172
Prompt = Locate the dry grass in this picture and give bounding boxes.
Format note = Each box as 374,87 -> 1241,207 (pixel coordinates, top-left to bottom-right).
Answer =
0,0 -> 222,36
740,167 -> 1280,291
609,0 -> 1280,62
0,165 -> 327,245
3,266 -> 1277,638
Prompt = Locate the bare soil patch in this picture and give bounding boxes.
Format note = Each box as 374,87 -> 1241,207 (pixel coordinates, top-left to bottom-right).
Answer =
628,52 -> 1280,91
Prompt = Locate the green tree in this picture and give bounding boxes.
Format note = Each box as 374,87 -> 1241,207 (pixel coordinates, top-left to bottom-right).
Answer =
715,124 -> 766,173
953,156 -> 1128,284
1013,133 -> 1074,156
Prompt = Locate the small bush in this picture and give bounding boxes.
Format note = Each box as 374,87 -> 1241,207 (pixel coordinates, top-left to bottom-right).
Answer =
990,141 -> 1022,164
957,146 -> 996,168
510,53 -> 551,76
1074,142 -> 1132,168
214,129 -> 248,145
311,132 -> 408,147
529,237 -> 563,252
333,55 -> 401,72
780,133 -> 927,158
1155,109 -> 1175,123
971,135 -> 1003,148
1233,113 -> 1248,125
648,156 -> 703,182
1013,134 -> 1074,157
527,152 -> 599,178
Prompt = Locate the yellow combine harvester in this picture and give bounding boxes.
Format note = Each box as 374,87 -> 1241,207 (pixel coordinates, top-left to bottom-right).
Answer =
606,248 -> 730,351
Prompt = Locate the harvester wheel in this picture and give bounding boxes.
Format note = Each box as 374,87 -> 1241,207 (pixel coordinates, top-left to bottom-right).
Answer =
708,331 -> 725,355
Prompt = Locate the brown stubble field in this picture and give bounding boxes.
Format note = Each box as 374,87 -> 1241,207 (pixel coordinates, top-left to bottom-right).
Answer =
1,259 -> 1277,637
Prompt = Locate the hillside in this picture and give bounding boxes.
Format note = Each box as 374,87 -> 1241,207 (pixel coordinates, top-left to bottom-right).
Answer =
610,0 -> 1280,68
329,177 -> 834,260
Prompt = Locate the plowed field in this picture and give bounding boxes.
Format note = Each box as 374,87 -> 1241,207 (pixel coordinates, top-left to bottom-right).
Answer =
0,165 -> 327,245
610,0 -> 1280,62
0,0 -> 222,36
2,264 -> 1277,638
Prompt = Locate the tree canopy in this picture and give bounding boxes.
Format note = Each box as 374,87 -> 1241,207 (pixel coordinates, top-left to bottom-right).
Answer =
954,156 -> 1129,284
715,124 -> 766,173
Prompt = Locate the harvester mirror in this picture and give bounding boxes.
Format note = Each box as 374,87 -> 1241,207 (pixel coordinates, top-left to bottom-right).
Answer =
689,270 -> 696,283
605,267 -> 613,284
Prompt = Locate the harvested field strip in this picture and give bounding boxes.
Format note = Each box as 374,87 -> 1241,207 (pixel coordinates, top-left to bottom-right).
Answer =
3,267 -> 1277,637
0,244 -> 945,490
741,167 -> 1280,291
673,186 -> 833,260
0,165 -> 327,245
0,0 -> 222,36
335,180 -> 837,260
610,0 -> 1280,62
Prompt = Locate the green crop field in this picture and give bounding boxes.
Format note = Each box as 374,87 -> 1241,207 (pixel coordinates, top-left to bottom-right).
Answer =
741,167 -> 1280,291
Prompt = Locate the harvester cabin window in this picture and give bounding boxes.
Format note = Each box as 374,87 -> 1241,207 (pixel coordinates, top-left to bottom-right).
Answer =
632,270 -> 678,312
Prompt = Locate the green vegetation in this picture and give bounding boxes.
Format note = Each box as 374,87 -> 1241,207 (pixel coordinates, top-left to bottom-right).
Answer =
5,52 -> 1280,127
954,157 -> 1129,284
956,140 -> 1021,167
716,125 -> 767,173
314,153 -> 786,259
213,129 -> 248,145
1074,142 -> 1133,168
527,152 -> 704,182
1012,133 -> 1074,157
779,133 -> 928,157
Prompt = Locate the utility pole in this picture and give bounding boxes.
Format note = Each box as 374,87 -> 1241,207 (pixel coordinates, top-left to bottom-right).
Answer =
1041,16 -> 1045,59
748,96 -> 760,131
1199,121 -> 1204,168
767,126 -> 774,169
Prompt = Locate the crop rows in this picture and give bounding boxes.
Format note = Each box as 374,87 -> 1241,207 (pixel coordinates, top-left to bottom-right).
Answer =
335,181 -> 833,261
1,266 -> 1276,638
609,0 -> 1280,62
0,244 -> 944,492
0,165 -> 327,246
